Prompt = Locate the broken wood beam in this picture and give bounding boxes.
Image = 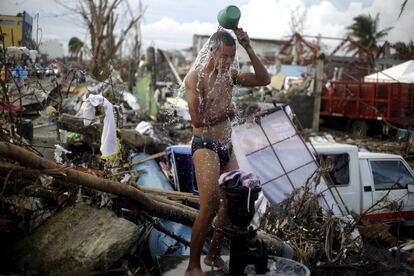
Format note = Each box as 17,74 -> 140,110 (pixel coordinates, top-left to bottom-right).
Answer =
131,151 -> 166,165
0,143 -> 289,254
137,186 -> 199,204
57,115 -> 168,153
257,231 -> 294,257
0,142 -> 196,226
142,213 -> 207,254
57,114 -> 101,142
0,160 -> 199,204
119,129 -> 168,153
158,49 -> 182,85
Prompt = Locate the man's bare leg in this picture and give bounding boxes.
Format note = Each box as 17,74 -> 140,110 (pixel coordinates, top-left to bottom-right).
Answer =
204,152 -> 239,268
203,191 -> 227,268
185,149 -> 221,276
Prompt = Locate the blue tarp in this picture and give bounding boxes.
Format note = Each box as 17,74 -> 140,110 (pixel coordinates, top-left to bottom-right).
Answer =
280,64 -> 312,77
133,152 -> 199,256
133,152 -> 174,191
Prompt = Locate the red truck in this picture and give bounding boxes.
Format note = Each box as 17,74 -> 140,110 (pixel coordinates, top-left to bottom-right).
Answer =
320,81 -> 414,136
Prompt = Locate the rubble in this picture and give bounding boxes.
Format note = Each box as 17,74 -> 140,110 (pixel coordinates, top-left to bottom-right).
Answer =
261,185 -> 364,269
12,203 -> 140,275
1,15 -> 414,275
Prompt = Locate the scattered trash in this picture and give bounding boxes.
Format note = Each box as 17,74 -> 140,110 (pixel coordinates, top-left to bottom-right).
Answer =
1,11 -> 413,276
135,121 -> 154,137
54,144 -> 71,164
122,91 -> 140,111
79,94 -> 118,159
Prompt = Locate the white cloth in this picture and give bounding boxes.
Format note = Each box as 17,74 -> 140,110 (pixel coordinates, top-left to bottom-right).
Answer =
135,121 -> 154,136
79,101 -> 96,126
54,144 -> 71,164
81,94 -> 117,158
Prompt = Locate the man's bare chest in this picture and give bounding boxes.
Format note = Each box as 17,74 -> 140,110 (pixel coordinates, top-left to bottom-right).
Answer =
202,78 -> 233,100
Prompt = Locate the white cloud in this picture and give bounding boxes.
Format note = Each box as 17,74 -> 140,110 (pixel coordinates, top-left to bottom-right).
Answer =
140,0 -> 414,51
239,0 -> 306,39
371,0 -> 414,43
2,0 -> 413,53
141,17 -> 216,49
238,0 -> 413,46
39,39 -> 65,58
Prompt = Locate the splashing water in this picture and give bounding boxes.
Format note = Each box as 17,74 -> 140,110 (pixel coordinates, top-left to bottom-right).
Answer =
174,27 -> 241,125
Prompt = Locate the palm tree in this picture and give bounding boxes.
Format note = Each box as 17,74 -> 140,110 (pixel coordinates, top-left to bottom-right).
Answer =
392,40 -> 414,60
346,13 -> 393,52
68,37 -> 84,62
399,0 -> 408,18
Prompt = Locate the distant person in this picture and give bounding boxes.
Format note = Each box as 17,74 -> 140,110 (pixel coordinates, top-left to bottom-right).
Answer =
79,69 -> 86,83
184,29 -> 270,276
14,65 -> 22,82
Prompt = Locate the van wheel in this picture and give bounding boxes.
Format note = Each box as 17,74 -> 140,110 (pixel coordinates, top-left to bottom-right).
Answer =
350,120 -> 368,137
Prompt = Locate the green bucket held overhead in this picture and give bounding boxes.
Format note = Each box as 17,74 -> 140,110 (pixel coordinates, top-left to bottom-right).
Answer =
217,5 -> 241,30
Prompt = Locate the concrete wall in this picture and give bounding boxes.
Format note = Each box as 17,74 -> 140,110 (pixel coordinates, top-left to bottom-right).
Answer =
0,11 -> 33,48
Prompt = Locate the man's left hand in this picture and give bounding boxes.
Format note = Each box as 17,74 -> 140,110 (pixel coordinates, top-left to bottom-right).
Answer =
235,28 -> 251,49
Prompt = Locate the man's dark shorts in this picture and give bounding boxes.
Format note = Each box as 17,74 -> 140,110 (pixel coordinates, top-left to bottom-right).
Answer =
191,135 -> 233,168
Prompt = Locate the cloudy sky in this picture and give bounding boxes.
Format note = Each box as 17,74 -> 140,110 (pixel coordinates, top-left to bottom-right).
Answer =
1,0 -> 413,55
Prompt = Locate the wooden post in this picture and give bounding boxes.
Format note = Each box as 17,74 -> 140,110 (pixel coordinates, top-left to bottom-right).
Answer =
147,47 -> 156,91
312,53 -> 325,132
159,49 -> 182,85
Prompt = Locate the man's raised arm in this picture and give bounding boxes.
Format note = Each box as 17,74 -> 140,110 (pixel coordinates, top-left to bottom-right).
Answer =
233,28 -> 271,87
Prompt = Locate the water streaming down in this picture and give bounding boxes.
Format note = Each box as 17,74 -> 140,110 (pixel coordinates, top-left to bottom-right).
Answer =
174,27 -> 242,125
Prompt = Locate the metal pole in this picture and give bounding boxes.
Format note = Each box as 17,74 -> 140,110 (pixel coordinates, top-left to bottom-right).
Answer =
312,54 -> 325,131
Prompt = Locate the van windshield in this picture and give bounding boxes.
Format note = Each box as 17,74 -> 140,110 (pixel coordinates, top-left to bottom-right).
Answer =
370,160 -> 414,190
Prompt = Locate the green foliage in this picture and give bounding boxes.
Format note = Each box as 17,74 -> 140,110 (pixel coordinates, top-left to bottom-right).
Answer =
392,40 -> 414,59
134,73 -> 158,117
68,37 -> 84,59
346,13 -> 393,50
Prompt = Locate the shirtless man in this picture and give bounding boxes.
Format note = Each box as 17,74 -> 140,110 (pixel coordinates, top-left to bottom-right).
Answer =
184,29 -> 270,276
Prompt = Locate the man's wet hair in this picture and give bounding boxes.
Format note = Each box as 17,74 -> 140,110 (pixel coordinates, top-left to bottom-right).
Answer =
209,30 -> 236,53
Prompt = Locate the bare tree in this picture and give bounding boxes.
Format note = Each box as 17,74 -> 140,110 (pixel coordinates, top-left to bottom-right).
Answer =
126,0 -> 143,91
288,6 -> 307,35
288,7 -> 307,64
59,0 -> 143,80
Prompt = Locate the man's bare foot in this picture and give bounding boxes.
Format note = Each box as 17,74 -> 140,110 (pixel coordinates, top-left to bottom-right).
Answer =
185,267 -> 205,276
204,256 -> 225,269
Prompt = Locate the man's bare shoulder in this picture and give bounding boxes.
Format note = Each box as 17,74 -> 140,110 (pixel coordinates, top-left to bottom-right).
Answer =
184,70 -> 199,88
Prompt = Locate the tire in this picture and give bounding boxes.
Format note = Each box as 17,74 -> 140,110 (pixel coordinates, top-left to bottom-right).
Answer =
350,120 -> 368,137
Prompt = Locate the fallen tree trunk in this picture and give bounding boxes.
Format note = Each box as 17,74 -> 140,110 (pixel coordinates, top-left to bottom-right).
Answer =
0,142 -> 289,254
0,160 -> 200,204
57,114 -> 101,143
57,114 -> 168,153
119,129 -> 168,153
0,142 -> 196,226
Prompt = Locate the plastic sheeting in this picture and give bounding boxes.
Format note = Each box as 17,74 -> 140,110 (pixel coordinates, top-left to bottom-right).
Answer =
232,106 -> 346,216
364,60 -> 414,83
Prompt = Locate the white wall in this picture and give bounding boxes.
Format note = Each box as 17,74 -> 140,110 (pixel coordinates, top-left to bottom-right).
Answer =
39,39 -> 64,59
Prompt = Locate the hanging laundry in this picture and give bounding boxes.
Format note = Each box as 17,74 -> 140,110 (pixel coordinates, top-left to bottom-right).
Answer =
80,94 -> 118,159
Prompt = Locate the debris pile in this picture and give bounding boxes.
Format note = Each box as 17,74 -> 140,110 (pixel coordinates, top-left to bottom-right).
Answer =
260,168 -> 414,275
1,38 -> 414,276
260,169 -> 364,272
0,43 -> 197,274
